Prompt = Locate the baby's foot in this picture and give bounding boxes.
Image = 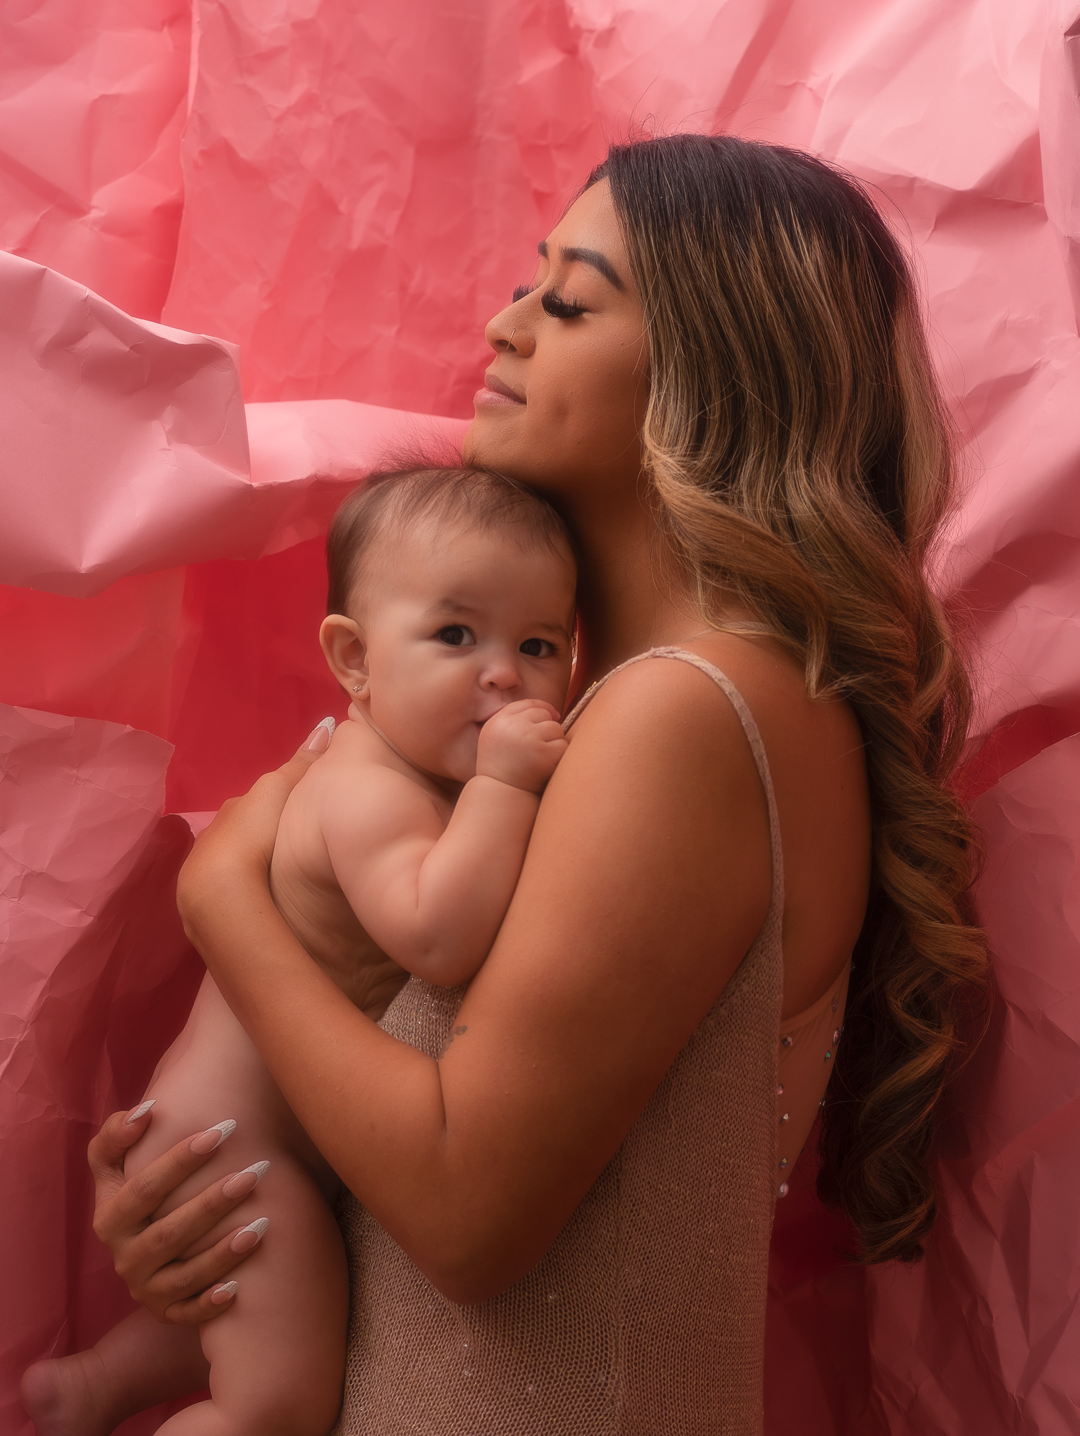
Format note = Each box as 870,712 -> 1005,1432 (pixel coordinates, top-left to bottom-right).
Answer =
20,1353 -> 118,1436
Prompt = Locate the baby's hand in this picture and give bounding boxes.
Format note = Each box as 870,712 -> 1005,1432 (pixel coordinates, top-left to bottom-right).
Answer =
477,700 -> 567,794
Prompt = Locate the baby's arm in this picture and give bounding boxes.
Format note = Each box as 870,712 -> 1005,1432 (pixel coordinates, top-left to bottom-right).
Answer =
324,700 -> 566,986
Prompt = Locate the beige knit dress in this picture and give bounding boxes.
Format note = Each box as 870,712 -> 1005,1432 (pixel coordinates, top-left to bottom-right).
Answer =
334,648 -> 785,1435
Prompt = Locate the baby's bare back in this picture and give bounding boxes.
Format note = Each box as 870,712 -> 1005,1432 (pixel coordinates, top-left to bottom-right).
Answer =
126,731 -> 416,1221
270,730 -> 412,1022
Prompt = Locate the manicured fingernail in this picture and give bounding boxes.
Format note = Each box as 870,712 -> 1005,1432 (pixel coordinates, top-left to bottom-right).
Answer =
306,717 -> 335,751
190,1120 -> 237,1154
230,1217 -> 269,1253
210,1281 -> 238,1304
222,1161 -> 270,1198
125,1099 -> 156,1125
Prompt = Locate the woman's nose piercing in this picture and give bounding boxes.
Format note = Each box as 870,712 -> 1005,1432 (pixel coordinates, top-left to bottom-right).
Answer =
509,329 -> 517,344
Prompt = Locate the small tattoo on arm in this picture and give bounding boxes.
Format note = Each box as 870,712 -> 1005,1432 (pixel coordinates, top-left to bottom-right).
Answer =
441,1024 -> 468,1055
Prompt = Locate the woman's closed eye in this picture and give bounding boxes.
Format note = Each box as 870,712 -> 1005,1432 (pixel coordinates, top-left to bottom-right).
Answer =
519,637 -> 555,658
436,625 -> 475,647
512,283 -> 586,320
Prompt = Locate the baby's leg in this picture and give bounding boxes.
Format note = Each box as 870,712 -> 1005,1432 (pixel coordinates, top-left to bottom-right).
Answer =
21,1314 -> 207,1436
23,1160 -> 346,1436
132,977 -> 348,1434
25,974 -> 344,1436
155,1155 -> 349,1436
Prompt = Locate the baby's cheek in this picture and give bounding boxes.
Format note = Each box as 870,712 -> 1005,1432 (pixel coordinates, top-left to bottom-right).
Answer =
451,726 -> 482,781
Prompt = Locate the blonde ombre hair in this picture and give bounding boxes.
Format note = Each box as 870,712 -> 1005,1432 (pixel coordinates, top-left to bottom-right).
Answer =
592,135 -> 987,1265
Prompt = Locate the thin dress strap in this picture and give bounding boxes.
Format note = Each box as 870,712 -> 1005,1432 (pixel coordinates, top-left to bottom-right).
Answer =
564,645 -> 785,924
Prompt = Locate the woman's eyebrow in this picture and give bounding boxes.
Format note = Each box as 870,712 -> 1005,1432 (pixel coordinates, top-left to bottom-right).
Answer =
537,239 -> 625,292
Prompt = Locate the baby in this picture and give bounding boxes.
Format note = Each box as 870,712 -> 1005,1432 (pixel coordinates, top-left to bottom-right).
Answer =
23,467 -> 577,1436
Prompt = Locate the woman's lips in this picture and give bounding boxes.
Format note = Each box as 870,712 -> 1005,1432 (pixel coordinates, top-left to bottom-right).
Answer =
474,374 -> 525,407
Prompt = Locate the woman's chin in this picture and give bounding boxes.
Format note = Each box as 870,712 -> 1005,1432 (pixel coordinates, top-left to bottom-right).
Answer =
462,409 -> 525,474
463,435 -> 504,477
461,417 -> 483,466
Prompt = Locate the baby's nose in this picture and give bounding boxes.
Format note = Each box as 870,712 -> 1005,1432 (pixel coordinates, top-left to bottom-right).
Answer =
481,656 -> 522,692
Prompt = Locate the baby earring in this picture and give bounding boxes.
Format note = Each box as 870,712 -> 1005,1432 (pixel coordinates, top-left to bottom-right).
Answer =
353,682 -> 366,694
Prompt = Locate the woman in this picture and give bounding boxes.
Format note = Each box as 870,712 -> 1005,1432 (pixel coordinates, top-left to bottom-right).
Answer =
87,134 -> 986,1432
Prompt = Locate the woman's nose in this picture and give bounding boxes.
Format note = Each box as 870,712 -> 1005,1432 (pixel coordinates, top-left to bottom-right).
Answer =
484,305 -> 534,355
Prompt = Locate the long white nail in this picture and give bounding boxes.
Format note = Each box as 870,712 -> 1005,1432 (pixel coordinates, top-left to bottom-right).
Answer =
206,1119 -> 237,1148
125,1099 -> 156,1125
190,1119 -> 237,1154
306,717 -> 335,751
230,1217 -> 269,1253
222,1161 -> 270,1198
210,1281 -> 239,1304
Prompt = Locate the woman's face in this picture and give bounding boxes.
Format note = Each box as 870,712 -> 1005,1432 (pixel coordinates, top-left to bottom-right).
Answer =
464,179 -> 649,507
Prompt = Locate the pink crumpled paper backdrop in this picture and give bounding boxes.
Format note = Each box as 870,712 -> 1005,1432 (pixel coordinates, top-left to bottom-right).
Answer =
2,2 -> 1079,1432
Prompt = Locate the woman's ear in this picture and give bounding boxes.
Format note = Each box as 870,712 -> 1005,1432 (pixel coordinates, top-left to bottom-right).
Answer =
320,614 -> 369,697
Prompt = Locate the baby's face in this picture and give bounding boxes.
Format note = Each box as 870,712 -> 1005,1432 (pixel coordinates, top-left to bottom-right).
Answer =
355,518 -> 575,784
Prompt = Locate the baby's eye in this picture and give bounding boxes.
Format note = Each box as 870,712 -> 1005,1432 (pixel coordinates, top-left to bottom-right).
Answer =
520,637 -> 554,658
436,625 -> 475,647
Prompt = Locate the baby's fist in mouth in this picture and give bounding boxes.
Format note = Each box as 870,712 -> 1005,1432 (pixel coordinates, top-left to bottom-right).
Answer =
476,700 -> 567,793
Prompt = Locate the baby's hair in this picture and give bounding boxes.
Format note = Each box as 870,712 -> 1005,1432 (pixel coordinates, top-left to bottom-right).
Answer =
326,466 -> 576,616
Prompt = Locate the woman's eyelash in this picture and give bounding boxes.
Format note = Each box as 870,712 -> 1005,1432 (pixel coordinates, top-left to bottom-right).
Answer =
542,290 -> 586,319
511,283 -> 586,319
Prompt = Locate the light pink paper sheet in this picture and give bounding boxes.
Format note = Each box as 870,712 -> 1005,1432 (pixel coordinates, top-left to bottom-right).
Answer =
2,2 -> 1079,1431
0,706 -> 203,1435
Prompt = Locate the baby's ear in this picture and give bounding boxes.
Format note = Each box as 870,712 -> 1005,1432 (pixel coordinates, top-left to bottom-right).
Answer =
320,614 -> 368,695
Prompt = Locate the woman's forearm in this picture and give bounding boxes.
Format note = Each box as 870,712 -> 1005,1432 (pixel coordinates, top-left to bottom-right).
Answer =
187,856 -> 542,1301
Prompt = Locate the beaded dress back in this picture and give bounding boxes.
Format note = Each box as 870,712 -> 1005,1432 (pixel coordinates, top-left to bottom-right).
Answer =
334,647 -> 784,1435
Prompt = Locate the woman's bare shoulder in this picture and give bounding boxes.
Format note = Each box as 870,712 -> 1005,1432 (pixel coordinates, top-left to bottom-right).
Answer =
578,635 -> 860,755
565,637 -> 833,774
562,636 -> 871,1018
567,646 -> 757,757
544,649 -> 773,939
676,634 -> 870,1014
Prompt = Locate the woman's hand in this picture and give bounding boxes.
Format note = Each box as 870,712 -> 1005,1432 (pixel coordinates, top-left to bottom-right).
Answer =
88,720 -> 335,1321
88,1105 -> 270,1323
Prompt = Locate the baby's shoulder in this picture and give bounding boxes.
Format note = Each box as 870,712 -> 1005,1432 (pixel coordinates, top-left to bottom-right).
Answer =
302,739 -> 445,849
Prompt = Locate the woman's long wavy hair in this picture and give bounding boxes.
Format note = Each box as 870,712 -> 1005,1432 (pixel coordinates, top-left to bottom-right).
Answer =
591,134 -> 988,1265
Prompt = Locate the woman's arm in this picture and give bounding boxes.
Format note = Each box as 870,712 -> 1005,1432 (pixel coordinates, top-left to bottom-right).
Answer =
182,657 -> 773,1304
